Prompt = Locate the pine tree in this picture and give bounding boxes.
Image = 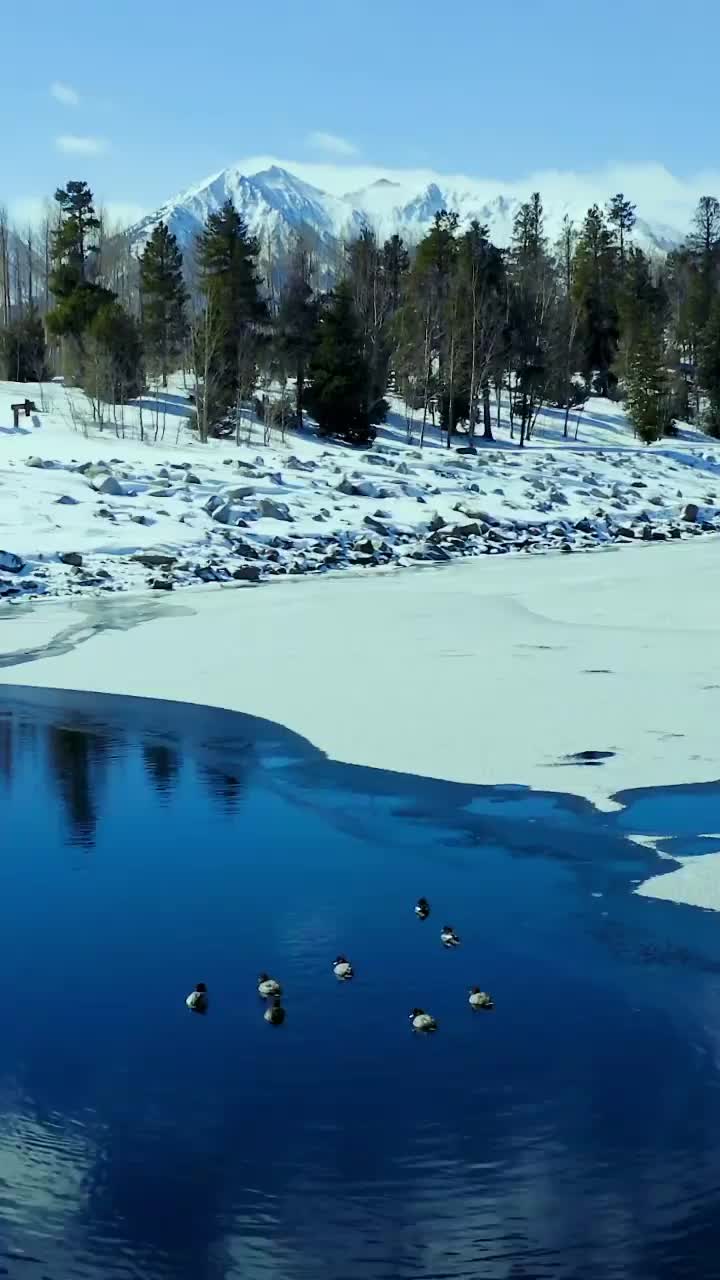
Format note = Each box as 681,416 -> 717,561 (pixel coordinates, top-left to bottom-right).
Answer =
86,301 -> 144,406
140,222 -> 187,387
51,181 -> 101,292
274,242 -> 318,424
305,280 -> 384,444
572,204 -> 619,396
48,180 -> 114,346
196,200 -> 268,421
625,320 -> 673,443
508,193 -> 555,444
607,193 -> 636,268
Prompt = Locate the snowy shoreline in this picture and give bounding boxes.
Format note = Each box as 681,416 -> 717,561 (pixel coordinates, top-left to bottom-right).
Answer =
3,377 -> 720,913
4,378 -> 720,603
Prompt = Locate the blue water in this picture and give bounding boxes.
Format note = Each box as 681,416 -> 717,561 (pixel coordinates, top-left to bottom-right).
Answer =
1,686 -> 720,1279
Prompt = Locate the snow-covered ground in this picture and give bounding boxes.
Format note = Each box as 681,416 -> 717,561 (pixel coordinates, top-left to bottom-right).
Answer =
2,377 -> 720,602
2,536 -> 720,914
3,377 -> 720,915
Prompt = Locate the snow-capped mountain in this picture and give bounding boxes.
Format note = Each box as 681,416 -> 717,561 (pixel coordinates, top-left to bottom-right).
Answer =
127,162 -> 687,268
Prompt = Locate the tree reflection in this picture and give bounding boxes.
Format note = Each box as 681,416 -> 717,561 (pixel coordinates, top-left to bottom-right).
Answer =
45,725 -> 112,848
142,741 -> 181,800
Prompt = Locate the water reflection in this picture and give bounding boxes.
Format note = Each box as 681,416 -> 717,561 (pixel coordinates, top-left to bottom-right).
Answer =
1,685 -> 720,1278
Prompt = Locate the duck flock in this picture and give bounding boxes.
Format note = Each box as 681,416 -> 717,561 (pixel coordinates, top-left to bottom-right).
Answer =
184,898 -> 495,1030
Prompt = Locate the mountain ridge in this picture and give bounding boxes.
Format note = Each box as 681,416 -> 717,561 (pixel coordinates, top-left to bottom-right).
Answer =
126,162 -> 688,270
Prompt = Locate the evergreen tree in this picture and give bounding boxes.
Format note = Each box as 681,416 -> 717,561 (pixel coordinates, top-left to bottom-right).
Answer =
51,181 -> 101,291
48,180 -> 114,345
625,320 -> 673,443
697,296 -> 720,436
196,200 -> 268,421
1,306 -> 47,381
140,222 -> 187,387
615,245 -> 666,382
508,193 -> 556,444
572,204 -> 619,396
306,280 -> 385,444
86,301 -> 144,405
607,193 -> 636,267
274,242 -> 318,424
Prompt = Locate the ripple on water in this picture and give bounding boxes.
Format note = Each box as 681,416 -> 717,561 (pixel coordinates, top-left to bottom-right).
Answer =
0,686 -> 718,1278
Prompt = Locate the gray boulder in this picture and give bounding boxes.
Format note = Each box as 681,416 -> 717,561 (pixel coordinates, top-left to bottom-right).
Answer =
259,498 -> 292,521
92,474 -> 124,496
131,553 -> 176,569
59,552 -> 83,567
684,503 -> 700,522
55,495 -> 79,506
0,551 -> 24,573
224,485 -> 256,500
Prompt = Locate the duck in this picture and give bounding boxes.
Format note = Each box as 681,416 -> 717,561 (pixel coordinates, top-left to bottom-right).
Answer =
410,1008 -> 438,1033
258,973 -> 282,999
415,897 -> 431,920
264,997 -> 286,1026
440,925 -> 461,948
185,982 -> 208,1013
333,955 -> 354,981
469,987 -> 494,1010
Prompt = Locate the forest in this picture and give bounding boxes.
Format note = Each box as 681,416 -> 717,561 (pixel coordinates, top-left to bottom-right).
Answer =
2,181 -> 720,447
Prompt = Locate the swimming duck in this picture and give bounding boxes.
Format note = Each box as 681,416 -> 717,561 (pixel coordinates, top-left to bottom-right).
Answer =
333,955 -> 354,981
186,983 -> 208,1013
264,997 -> 286,1026
258,973 -> 282,999
469,987 -> 494,1010
440,925 -> 461,948
415,897 -> 430,920
410,1008 -> 438,1032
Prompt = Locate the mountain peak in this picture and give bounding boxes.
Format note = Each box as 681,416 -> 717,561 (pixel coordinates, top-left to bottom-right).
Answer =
127,163 -> 687,270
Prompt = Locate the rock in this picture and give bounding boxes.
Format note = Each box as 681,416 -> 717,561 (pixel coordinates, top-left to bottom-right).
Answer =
150,578 -> 174,591
204,494 -> 223,515
259,497 -> 292,521
0,551 -> 23,573
616,527 -> 636,539
92,474 -> 124,496
456,445 -> 478,455
224,485 -> 255,500
447,521 -> 481,538
670,528 -> 682,539
185,472 -> 201,484
230,539 -> 260,559
59,552 -> 83,567
130,514 -> 153,526
287,456 -> 315,472
684,503 -> 700,522
131,553 -> 176,568
395,461 -> 412,474
363,515 -> 390,535
212,502 -> 236,525
26,456 -> 49,469
651,530 -> 667,541
575,517 -> 595,534
560,542 -> 573,554
428,513 -> 445,533
233,565 -> 263,582
55,495 -> 79,506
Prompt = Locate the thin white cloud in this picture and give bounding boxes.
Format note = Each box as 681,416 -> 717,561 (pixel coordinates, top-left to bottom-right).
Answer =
55,134 -> 108,156
235,153 -> 720,236
50,80 -> 80,107
306,131 -> 357,157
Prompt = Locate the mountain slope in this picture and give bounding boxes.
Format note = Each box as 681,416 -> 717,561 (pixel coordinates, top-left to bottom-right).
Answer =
127,163 -> 688,266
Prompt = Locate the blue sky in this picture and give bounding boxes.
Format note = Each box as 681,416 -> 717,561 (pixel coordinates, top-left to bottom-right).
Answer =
3,0 -> 720,225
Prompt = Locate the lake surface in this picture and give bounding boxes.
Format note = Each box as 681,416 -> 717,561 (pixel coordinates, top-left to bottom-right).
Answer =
1,685 -> 720,1279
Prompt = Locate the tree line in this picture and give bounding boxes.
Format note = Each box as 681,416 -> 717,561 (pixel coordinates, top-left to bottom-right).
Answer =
5,179 -> 720,446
